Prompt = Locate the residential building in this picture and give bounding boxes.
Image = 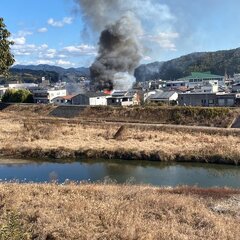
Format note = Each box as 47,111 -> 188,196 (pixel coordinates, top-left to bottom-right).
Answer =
107,90 -> 140,106
194,80 -> 219,93
32,88 -> 67,104
179,72 -> 225,88
233,73 -> 240,83
52,95 -> 75,105
232,83 -> 240,93
178,92 -> 239,107
164,81 -> 187,90
71,92 -> 109,106
148,91 -> 178,104
8,83 -> 38,90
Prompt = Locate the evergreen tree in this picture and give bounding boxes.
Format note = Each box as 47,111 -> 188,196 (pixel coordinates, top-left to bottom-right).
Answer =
0,17 -> 15,76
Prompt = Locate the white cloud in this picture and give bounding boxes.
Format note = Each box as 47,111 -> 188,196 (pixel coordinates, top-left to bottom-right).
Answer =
40,44 -> 48,49
144,32 -> 179,51
56,59 -> 75,67
37,59 -> 55,65
47,17 -> 73,27
39,48 -> 57,59
143,56 -> 152,61
17,30 -> 33,37
11,43 -> 48,56
62,44 -> 97,56
11,36 -> 26,45
38,27 -> 48,33
12,41 -> 96,67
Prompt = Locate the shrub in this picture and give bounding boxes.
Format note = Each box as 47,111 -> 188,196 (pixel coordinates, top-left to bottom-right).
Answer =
2,89 -> 33,103
0,211 -> 30,240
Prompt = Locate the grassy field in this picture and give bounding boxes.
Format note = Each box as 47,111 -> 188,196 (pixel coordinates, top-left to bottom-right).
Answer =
0,108 -> 240,164
0,105 -> 239,239
0,183 -> 239,240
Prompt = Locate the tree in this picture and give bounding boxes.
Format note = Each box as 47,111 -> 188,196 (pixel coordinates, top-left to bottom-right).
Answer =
1,89 -> 33,103
0,17 -> 15,76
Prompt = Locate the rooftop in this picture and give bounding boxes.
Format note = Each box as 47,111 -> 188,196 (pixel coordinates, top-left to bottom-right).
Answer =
74,92 -> 110,98
179,72 -> 224,80
150,91 -> 177,99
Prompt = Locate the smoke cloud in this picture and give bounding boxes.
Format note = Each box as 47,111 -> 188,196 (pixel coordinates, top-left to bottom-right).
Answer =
74,0 -> 176,90
90,13 -> 142,90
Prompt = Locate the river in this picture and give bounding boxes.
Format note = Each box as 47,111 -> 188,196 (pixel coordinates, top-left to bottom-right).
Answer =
0,159 -> 239,188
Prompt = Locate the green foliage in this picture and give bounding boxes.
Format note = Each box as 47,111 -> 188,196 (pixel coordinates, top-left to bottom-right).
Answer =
0,18 -> 15,76
1,89 -> 33,103
0,211 -> 30,240
135,47 -> 240,81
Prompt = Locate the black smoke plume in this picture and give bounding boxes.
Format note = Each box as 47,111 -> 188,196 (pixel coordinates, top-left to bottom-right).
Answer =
90,13 -> 142,90
74,1 -> 143,90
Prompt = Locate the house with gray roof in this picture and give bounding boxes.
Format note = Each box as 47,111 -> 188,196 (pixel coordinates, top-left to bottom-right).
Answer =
148,91 -> 178,104
71,92 -> 110,106
178,92 -> 240,107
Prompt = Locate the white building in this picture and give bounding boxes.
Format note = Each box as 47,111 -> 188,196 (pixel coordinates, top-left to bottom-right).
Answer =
194,80 -> 218,93
233,73 -> 240,83
106,90 -> 140,106
8,83 -> 38,90
179,72 -> 225,88
32,88 -> 67,104
71,92 -> 109,106
164,81 -> 187,90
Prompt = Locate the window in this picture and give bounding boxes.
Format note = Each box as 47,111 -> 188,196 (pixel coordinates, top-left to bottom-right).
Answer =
208,99 -> 214,104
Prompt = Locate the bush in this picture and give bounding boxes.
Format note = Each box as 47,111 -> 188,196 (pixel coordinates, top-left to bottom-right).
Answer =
1,89 -> 33,103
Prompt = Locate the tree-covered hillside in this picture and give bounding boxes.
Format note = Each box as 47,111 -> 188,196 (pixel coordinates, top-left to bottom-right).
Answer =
3,47 -> 240,84
0,68 -> 59,84
134,48 -> 240,81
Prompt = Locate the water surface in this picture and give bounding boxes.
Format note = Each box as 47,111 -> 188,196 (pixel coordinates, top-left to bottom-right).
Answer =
0,159 -> 239,188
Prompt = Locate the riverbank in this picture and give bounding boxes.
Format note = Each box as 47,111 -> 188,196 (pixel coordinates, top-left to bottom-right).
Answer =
1,103 -> 239,128
0,183 -> 239,240
0,110 -> 240,164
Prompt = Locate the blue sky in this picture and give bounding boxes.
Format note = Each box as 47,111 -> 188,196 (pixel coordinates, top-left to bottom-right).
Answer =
1,0 -> 240,68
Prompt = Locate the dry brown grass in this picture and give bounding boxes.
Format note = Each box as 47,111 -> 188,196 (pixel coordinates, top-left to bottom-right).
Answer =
0,110 -> 240,163
0,183 -> 239,240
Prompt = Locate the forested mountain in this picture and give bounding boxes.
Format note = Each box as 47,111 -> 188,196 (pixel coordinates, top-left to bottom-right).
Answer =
2,47 -> 240,84
0,65 -> 90,84
0,68 -> 59,84
134,48 -> 240,81
12,64 -> 90,76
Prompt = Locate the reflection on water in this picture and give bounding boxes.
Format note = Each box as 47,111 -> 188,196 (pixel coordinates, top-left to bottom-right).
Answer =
0,159 -> 239,188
